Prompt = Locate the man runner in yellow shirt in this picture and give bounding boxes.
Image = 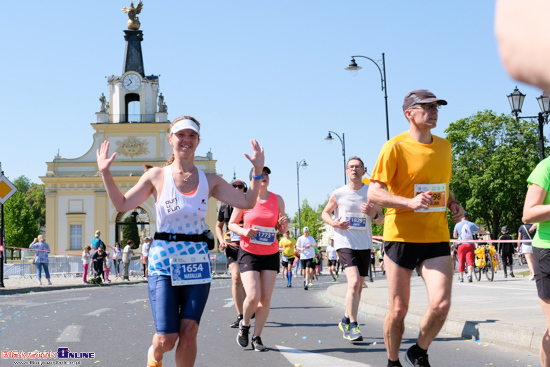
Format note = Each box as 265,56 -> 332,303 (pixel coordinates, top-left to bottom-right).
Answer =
279,230 -> 296,287
368,90 -> 464,367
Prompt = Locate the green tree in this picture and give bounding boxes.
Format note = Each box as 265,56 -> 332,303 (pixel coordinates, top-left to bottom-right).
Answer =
13,176 -> 32,193
445,110 -> 541,238
293,199 -> 325,242
25,184 -> 46,227
4,191 -> 40,250
122,215 -> 141,249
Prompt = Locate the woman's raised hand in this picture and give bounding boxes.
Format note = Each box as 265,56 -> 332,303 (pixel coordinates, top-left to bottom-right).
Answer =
244,139 -> 265,171
96,141 -> 117,174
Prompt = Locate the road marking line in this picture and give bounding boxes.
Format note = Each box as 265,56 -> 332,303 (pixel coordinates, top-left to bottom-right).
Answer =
56,325 -> 83,342
223,298 -> 234,308
85,308 -> 113,316
276,345 -> 374,367
124,298 -> 149,304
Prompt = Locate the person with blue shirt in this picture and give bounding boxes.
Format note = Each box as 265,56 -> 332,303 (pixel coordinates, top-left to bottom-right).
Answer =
30,235 -> 52,286
453,211 -> 490,282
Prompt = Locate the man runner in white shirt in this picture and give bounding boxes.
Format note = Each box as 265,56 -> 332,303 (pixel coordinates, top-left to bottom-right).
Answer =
322,156 -> 384,341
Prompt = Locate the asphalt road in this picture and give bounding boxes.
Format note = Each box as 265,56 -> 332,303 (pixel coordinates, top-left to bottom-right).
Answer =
0,274 -> 539,366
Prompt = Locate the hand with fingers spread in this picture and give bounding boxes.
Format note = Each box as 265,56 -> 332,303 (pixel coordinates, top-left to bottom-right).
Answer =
409,191 -> 434,211
96,141 -> 117,174
244,139 -> 265,172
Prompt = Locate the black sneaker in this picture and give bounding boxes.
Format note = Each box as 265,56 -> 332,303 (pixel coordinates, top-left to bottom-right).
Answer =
405,346 -> 431,367
251,336 -> 267,352
237,320 -> 250,347
510,272 -> 515,278
230,315 -> 242,328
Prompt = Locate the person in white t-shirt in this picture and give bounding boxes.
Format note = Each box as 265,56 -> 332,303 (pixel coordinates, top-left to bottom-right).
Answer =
82,246 -> 91,284
322,156 -> 384,342
142,237 -> 152,278
122,240 -> 134,281
325,239 -> 338,282
296,227 -> 317,290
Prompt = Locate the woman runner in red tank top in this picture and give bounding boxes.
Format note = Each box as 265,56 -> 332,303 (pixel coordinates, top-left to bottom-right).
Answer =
228,166 -> 289,352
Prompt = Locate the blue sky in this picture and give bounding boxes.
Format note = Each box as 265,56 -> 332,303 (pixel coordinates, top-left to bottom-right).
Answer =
0,1 -> 543,221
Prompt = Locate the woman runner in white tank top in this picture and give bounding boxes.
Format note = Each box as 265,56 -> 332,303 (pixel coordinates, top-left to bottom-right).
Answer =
97,116 -> 265,367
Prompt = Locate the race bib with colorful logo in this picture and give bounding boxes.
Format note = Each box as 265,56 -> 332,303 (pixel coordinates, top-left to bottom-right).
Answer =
344,212 -> 368,230
169,253 -> 212,286
250,225 -> 277,245
413,183 -> 447,213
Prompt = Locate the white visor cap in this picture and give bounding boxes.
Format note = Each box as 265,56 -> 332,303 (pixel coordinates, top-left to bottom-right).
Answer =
170,119 -> 200,136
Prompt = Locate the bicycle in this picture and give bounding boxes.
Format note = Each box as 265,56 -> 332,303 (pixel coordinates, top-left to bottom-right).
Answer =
473,243 -> 496,282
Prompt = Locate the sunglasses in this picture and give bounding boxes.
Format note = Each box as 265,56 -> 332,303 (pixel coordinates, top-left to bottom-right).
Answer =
232,184 -> 244,189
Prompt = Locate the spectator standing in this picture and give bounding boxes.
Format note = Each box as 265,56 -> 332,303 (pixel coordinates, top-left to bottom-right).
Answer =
82,246 -> 91,284
518,223 -> 537,280
453,211 -> 490,282
122,240 -> 134,281
104,251 -> 112,283
30,235 -> 52,286
499,226 -> 516,278
142,237 -> 152,278
113,242 -> 122,277
91,230 -> 104,250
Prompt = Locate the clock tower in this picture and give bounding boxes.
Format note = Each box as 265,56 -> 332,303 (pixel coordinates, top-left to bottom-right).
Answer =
40,6 -> 218,254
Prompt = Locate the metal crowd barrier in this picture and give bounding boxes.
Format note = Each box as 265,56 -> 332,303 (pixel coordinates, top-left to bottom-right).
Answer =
210,253 -> 228,277
3,256 -> 144,279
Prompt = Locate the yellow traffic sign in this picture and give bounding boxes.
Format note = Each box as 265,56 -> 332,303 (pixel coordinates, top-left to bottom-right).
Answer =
0,175 -> 17,204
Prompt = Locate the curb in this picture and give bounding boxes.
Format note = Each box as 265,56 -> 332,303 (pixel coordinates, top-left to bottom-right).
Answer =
0,279 -> 149,296
325,284 -> 543,353
0,275 -> 231,296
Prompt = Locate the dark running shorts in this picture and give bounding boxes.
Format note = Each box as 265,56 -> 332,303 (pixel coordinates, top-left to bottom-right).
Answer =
383,241 -> 450,271
534,247 -> 550,299
238,248 -> 280,273
282,257 -> 295,267
301,258 -> 316,269
336,248 -> 371,277
328,259 -> 337,267
148,275 -> 210,334
225,243 -> 240,266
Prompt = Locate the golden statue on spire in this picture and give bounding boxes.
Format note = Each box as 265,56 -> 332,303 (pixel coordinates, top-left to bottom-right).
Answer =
122,1 -> 143,30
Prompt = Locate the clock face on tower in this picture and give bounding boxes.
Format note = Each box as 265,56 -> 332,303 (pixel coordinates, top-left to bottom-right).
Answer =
122,74 -> 141,91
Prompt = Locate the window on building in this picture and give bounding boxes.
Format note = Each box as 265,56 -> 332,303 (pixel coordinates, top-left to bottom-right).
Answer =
70,225 -> 82,250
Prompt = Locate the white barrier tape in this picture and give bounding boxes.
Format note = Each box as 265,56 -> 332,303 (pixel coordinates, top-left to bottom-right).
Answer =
371,236 -> 532,243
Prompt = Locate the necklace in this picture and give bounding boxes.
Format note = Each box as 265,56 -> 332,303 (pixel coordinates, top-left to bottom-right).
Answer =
182,167 -> 195,182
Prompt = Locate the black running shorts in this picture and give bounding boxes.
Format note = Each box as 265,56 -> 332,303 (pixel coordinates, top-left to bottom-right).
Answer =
383,241 -> 450,271
336,248 -> 370,277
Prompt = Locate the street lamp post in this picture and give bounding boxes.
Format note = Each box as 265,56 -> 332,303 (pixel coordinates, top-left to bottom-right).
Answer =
296,159 -> 308,232
345,53 -> 390,141
507,86 -> 550,160
324,131 -> 346,184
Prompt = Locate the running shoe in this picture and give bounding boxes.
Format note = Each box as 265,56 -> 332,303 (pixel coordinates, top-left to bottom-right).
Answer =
459,278 -> 463,283
348,325 -> 363,341
230,316 -> 242,328
338,321 -> 350,340
405,346 -> 431,367
468,276 -> 472,283
531,274 -> 535,280
309,282 -> 313,287
237,320 -> 250,347
251,336 -> 267,352
510,272 -> 515,278
332,278 -> 336,282
147,345 -> 162,367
